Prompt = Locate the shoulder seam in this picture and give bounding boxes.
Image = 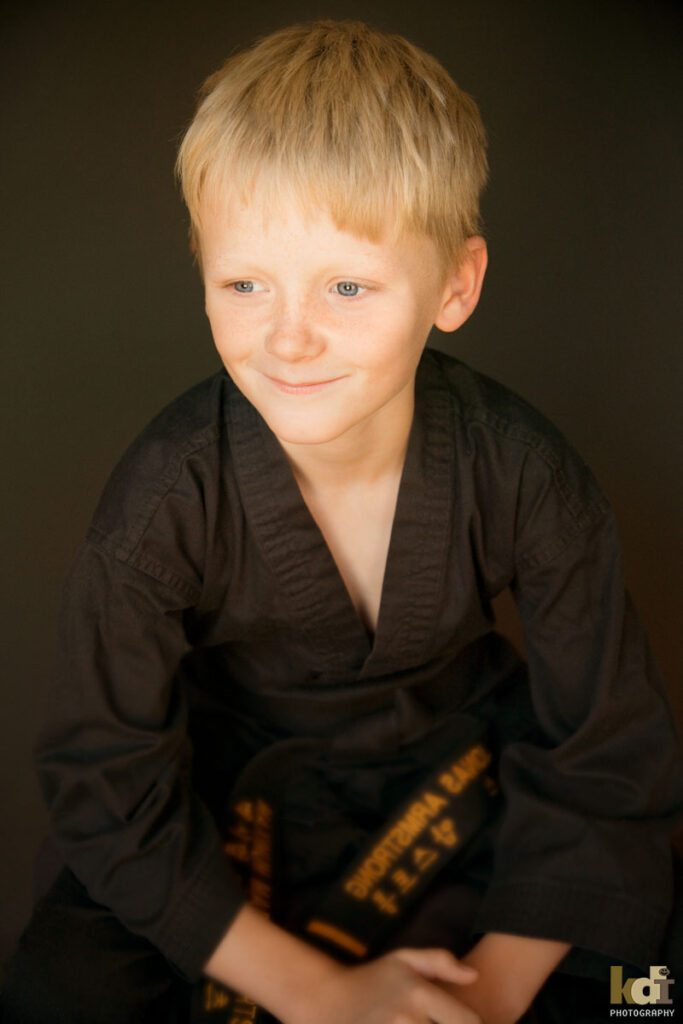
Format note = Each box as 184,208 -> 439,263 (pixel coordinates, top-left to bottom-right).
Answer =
517,501 -> 611,571
86,423 -> 220,600
86,526 -> 202,601
450,398 -> 611,570
110,426 -> 221,565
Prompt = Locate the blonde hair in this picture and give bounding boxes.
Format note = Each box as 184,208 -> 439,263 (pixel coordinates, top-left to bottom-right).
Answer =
176,20 -> 488,270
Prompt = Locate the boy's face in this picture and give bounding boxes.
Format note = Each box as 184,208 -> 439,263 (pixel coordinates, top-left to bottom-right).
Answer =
199,186 -> 479,450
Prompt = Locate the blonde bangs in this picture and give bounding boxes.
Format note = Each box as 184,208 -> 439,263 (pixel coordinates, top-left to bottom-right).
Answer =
176,20 -> 488,267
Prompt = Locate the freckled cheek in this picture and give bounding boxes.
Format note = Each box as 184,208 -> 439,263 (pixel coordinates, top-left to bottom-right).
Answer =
207,308 -> 262,365
350,314 -> 418,368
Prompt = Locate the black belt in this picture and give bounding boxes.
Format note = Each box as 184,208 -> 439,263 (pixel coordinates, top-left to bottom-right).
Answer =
190,714 -> 501,1023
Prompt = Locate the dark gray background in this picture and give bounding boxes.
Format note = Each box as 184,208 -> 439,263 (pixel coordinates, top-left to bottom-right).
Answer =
2,0 -> 682,967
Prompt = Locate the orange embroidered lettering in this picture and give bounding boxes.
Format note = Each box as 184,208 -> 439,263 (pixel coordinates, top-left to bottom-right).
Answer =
391,868 -> 418,894
371,888 -> 399,915
412,846 -> 438,871
430,817 -> 458,848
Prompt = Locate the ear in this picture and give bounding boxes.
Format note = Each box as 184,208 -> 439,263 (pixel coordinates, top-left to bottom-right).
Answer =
434,236 -> 488,332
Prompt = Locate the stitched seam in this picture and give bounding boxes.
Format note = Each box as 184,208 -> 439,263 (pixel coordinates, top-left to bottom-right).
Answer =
85,527 -> 201,601
125,428 -> 220,559
452,404 -> 610,570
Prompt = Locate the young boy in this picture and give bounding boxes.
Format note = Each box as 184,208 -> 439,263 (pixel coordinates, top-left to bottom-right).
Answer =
3,19 -> 682,1024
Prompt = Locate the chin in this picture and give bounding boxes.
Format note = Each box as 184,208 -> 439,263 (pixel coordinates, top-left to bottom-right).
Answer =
260,408 -> 355,446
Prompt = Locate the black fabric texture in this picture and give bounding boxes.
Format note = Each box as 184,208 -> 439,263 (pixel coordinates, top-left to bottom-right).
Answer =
3,842 -> 682,1022
27,347 -> 683,985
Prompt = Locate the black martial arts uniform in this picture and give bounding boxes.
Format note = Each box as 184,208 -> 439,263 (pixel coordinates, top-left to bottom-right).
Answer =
3,348 -> 682,1022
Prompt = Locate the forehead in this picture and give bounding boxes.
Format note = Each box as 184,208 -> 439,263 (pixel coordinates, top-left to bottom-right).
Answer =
197,181 -> 441,276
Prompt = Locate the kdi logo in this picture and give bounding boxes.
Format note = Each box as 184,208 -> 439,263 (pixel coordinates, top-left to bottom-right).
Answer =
610,965 -> 674,1005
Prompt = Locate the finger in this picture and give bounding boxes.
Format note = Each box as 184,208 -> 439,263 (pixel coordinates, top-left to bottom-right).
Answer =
421,980 -> 482,1024
392,947 -> 478,984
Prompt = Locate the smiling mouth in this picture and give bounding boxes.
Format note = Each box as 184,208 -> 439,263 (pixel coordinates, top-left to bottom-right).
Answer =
265,374 -> 345,394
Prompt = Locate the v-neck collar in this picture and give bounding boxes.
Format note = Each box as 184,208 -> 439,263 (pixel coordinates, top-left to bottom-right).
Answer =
227,349 -> 455,679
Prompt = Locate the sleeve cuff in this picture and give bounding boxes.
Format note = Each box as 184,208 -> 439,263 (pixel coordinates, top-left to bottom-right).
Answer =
470,876 -> 669,974
156,843 -> 248,983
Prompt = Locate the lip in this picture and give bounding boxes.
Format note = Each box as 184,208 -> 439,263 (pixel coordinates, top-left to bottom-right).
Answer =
265,374 -> 346,395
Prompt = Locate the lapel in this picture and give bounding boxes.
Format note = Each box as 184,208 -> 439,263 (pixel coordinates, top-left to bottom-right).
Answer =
227,349 -> 455,679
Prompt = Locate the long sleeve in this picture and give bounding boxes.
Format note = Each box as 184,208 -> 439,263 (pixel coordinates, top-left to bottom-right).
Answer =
34,538 -> 247,982
473,441 -> 683,972
33,377 -> 248,982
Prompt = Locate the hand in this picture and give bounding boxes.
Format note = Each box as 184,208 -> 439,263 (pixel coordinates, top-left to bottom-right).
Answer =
290,946 -> 483,1024
432,932 -> 573,1024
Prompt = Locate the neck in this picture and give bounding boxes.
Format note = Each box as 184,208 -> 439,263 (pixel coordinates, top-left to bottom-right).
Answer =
278,381 -> 415,492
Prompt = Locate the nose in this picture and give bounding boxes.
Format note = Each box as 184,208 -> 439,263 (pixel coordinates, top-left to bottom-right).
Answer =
264,295 -> 326,362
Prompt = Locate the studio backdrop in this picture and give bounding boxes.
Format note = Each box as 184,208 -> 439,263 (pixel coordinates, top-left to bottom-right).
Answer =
1,0 -> 681,969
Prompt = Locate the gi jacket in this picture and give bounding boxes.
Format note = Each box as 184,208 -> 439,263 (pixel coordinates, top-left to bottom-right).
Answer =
34,348 -> 683,983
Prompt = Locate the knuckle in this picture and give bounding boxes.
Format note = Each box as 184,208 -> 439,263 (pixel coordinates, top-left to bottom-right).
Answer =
406,982 -> 429,1011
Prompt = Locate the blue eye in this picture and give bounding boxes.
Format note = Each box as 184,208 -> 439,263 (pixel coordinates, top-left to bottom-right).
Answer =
335,281 -> 362,297
232,280 -> 254,293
